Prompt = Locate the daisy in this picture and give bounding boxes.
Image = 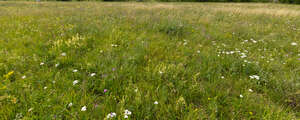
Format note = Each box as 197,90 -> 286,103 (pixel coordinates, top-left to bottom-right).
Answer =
73,80 -> 79,85
90,73 -> 96,77
61,52 -> 66,56
240,94 -> 243,98
248,89 -> 253,92
55,63 -> 60,67
81,106 -> 87,111
68,103 -> 73,107
291,42 -> 297,46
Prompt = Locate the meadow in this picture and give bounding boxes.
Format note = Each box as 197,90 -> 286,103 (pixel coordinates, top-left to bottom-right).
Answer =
0,2 -> 300,119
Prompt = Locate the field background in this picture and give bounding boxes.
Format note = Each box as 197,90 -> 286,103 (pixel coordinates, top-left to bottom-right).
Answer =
0,2 -> 300,119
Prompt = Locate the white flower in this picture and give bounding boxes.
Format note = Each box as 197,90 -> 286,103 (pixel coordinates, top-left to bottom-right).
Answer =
107,112 -> 117,119
197,50 -> 200,53
90,73 -> 96,77
291,42 -> 297,46
240,94 -> 243,98
61,52 -> 66,56
124,115 -> 128,119
73,80 -> 79,85
55,63 -> 60,67
73,69 -> 78,73
44,87 -> 47,89
159,71 -> 163,74
22,75 -> 26,79
248,89 -> 253,92
124,109 -> 132,115
240,53 -> 247,58
134,88 -> 138,92
81,106 -> 87,111
40,62 -> 44,65
154,101 -> 158,105
249,75 -> 260,80
68,103 -> 73,107
52,81 -> 56,84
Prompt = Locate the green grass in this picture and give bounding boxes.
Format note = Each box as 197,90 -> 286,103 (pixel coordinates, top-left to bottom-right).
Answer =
0,2 -> 300,119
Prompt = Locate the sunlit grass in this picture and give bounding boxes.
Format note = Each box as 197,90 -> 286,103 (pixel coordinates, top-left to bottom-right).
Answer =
0,2 -> 299,119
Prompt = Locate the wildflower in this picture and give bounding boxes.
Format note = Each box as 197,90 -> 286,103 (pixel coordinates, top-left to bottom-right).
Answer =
240,94 -> 243,98
124,115 -> 128,119
55,63 -> 60,67
112,68 -> 116,71
159,71 -> 163,74
248,89 -> 253,92
68,103 -> 73,107
249,111 -> 253,115
103,89 -> 108,93
124,109 -> 132,115
249,75 -> 260,80
107,112 -> 117,119
40,62 -> 44,65
291,42 -> 297,46
208,97 -> 211,100
81,106 -> 87,111
22,75 -> 26,79
134,88 -> 138,92
52,81 -> 56,84
73,69 -> 78,73
90,73 -> 96,77
61,52 -> 66,56
44,87 -> 47,89
73,80 -> 79,85
240,53 -> 247,58
197,50 -> 200,53
221,76 -> 224,79
154,101 -> 158,105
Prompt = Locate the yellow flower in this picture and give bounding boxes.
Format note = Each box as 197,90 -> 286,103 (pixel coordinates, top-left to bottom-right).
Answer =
249,112 -> 253,115
208,97 -> 211,100
4,71 -> 14,79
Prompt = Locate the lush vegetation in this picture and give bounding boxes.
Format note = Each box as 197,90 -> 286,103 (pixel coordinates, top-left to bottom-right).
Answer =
0,2 -> 300,119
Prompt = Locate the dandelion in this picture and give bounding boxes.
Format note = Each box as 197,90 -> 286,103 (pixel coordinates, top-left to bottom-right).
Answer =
73,80 -> 79,85
249,112 -> 253,115
248,89 -> 253,92
240,94 -> 243,98
154,101 -> 158,105
40,62 -> 44,65
21,75 -> 26,79
73,69 -> 78,73
68,103 -> 73,107
81,106 -> 87,111
61,52 -> 66,56
90,73 -> 96,77
291,42 -> 297,46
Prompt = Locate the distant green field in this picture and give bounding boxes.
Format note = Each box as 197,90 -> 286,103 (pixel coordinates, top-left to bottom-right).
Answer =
0,2 -> 300,119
